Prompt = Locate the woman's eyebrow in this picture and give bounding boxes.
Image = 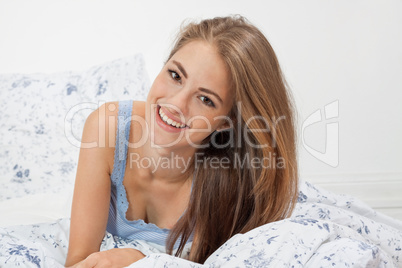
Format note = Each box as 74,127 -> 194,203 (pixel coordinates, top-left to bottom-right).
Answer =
172,60 -> 188,78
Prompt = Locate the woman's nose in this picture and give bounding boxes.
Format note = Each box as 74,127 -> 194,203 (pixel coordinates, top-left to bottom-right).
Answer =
166,86 -> 191,116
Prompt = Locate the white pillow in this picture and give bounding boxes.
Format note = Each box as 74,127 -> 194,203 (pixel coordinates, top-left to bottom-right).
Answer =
0,55 -> 150,201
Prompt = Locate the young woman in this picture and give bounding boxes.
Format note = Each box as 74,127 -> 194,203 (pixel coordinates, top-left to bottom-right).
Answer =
65,15 -> 298,267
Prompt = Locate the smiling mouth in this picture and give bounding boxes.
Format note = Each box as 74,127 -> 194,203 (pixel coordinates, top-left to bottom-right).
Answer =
157,105 -> 188,129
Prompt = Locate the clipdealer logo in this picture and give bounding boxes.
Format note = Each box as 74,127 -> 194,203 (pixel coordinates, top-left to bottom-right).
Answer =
301,100 -> 339,167
64,100 -> 340,168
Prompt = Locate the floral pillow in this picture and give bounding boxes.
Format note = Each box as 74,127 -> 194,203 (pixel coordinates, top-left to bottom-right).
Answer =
0,55 -> 150,200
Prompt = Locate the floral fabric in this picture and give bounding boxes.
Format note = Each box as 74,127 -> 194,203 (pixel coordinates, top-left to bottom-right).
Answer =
0,181 -> 401,267
0,55 -> 150,200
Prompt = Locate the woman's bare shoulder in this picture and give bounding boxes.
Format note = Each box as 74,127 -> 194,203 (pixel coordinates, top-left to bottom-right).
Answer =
85,100 -> 145,138
85,101 -> 119,140
83,100 -> 146,150
80,101 -> 122,173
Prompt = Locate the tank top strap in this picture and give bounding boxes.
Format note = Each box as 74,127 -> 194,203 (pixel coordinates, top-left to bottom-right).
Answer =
111,100 -> 133,186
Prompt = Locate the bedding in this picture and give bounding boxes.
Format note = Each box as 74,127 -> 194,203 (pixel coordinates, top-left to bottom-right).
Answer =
0,54 -> 150,201
0,181 -> 401,267
0,56 -> 401,267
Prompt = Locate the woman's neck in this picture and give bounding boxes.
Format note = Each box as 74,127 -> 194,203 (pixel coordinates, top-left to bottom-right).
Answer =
129,139 -> 195,185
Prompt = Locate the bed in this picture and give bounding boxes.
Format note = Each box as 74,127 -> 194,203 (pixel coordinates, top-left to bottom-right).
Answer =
0,55 -> 401,267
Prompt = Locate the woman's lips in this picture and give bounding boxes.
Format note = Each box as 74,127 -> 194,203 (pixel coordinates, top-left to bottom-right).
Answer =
156,105 -> 188,133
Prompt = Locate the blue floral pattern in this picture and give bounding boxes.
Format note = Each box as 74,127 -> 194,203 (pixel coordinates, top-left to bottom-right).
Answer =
0,181 -> 401,267
0,55 -> 150,201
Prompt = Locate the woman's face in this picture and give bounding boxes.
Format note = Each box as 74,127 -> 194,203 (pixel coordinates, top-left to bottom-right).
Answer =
146,40 -> 233,152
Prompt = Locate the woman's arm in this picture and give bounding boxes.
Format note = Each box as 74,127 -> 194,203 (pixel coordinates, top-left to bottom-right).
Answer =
67,248 -> 145,268
65,103 -> 117,266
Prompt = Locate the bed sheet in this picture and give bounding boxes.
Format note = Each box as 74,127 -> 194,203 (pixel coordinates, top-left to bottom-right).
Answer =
0,181 -> 401,268
0,189 -> 73,228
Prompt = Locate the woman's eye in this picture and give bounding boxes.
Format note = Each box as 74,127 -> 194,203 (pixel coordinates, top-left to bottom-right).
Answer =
200,96 -> 215,107
168,70 -> 181,82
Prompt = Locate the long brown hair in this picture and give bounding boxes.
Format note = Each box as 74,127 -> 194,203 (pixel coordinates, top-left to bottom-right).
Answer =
166,15 -> 298,263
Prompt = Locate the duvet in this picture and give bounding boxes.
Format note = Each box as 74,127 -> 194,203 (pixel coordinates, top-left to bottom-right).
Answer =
0,181 -> 401,267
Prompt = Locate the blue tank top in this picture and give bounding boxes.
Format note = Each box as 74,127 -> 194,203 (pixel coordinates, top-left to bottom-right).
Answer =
106,100 -> 185,248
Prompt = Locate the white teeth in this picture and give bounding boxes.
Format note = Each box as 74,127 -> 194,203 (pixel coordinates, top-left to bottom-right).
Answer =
158,107 -> 186,128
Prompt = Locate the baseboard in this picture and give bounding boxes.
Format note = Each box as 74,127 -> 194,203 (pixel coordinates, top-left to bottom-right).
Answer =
303,172 -> 402,221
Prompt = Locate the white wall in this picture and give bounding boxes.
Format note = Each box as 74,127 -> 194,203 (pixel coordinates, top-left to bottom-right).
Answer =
1,0 -> 401,219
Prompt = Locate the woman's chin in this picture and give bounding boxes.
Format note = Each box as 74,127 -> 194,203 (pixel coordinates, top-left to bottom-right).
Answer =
150,132 -> 183,149
149,134 -> 197,155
